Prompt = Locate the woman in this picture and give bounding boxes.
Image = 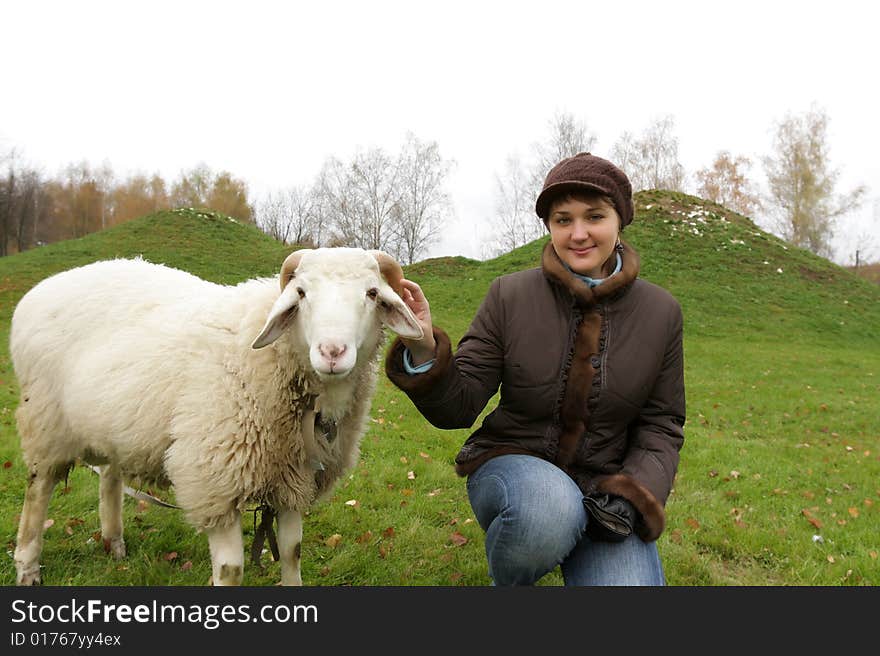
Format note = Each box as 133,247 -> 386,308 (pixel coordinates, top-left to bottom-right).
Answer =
385,152 -> 685,586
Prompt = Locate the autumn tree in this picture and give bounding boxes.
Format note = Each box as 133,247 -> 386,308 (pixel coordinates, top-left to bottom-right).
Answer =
57,161 -> 103,238
110,174 -> 161,225
208,171 -> 253,223
170,163 -> 214,209
763,106 -> 866,258
611,115 -> 685,191
171,164 -> 253,222
695,151 -> 761,217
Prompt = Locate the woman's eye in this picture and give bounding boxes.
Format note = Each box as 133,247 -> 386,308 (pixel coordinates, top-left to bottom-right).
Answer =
367,288 -> 378,300
297,287 -> 306,299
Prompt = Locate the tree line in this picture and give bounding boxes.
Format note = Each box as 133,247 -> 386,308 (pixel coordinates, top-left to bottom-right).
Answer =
1,106 -> 870,264
487,107 -> 868,263
0,159 -> 252,257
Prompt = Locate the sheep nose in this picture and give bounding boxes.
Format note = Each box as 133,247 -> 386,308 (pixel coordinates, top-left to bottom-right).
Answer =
319,343 -> 347,361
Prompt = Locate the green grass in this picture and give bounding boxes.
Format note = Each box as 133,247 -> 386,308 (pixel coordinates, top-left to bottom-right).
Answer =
1,196 -> 878,586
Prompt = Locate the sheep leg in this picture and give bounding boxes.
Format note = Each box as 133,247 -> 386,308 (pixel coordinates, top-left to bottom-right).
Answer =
207,516 -> 244,586
277,508 -> 303,586
99,464 -> 126,559
14,468 -> 62,585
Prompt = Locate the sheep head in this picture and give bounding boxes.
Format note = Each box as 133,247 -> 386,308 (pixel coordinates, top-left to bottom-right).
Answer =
252,248 -> 423,378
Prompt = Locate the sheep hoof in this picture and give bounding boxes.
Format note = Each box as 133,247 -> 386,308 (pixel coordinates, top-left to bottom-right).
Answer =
103,536 -> 126,559
17,566 -> 42,586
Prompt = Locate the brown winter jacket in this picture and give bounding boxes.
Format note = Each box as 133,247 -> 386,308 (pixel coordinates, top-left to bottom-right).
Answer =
385,240 -> 685,542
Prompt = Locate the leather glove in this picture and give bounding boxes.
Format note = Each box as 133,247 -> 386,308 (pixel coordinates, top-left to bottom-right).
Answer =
582,492 -> 638,542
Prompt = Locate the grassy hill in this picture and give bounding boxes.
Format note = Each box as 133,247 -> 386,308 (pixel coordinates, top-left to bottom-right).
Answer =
1,196 -> 878,586
849,262 -> 880,285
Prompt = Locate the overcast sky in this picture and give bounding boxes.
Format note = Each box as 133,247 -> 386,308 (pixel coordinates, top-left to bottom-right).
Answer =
2,0 -> 877,264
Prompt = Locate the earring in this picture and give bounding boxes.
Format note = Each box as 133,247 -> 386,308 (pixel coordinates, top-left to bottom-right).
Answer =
615,236 -> 623,252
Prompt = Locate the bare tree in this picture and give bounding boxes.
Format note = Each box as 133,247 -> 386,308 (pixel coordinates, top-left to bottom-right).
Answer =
256,185 -> 319,246
611,115 -> 686,191
392,133 -> 453,264
14,168 -> 44,252
695,151 -> 762,217
95,160 -> 115,230
0,148 -> 17,256
318,149 -> 402,253
486,153 -> 545,256
609,131 -> 638,174
763,106 -> 866,258
486,112 -> 596,257
531,111 -> 598,189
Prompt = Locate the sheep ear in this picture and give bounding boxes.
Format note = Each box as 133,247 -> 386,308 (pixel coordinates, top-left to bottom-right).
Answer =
376,283 -> 423,340
252,286 -> 300,349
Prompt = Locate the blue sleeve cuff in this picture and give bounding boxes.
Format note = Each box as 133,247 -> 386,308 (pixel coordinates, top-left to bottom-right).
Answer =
403,347 -> 435,375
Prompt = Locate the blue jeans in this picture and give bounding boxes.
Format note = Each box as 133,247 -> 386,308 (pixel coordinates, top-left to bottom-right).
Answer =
466,454 -> 665,586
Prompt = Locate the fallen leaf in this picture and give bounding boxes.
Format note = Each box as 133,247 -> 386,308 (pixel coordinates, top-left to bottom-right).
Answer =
43,519 -> 54,530
848,507 -> 859,518
827,555 -> 835,563
419,452 -> 431,460
319,566 -> 331,576
708,470 -> 718,478
400,456 -> 408,464
802,509 -> 822,529
164,551 -> 178,561
344,499 -> 359,507
378,544 -> 390,559
450,572 -> 463,583
180,561 -> 193,571
382,527 -> 395,538
686,517 -> 700,530
450,531 -> 468,547
427,488 -> 442,497
400,488 -> 414,496
136,500 -> 150,513
869,551 -> 878,560
356,530 -> 373,544
3,461 -> 11,469
65,526 -> 74,536
325,534 -> 342,549
407,470 -> 416,480
669,529 -> 683,544
730,470 -> 741,479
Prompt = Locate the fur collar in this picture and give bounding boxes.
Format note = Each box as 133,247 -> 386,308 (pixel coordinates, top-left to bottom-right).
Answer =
541,239 -> 640,307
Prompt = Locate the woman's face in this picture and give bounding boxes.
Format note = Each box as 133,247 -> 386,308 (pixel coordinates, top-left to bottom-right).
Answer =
547,195 -> 620,277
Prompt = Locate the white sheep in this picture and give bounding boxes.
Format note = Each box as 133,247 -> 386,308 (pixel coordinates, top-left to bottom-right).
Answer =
10,247 -> 422,585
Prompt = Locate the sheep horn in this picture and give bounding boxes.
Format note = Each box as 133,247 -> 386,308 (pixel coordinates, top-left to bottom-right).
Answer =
278,249 -> 312,290
369,250 -> 405,297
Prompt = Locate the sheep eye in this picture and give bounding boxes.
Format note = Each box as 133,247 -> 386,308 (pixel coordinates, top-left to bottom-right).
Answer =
366,288 -> 378,300
296,287 -> 306,299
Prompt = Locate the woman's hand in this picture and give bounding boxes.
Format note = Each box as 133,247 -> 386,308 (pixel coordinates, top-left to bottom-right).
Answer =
400,278 -> 437,364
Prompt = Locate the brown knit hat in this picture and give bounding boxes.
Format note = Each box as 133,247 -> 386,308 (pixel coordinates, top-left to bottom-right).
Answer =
535,152 -> 634,227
